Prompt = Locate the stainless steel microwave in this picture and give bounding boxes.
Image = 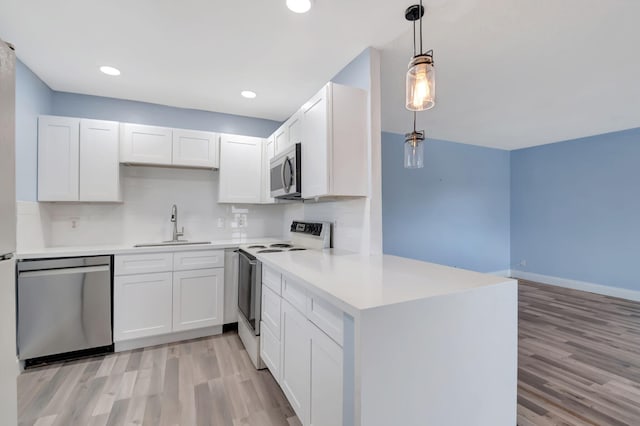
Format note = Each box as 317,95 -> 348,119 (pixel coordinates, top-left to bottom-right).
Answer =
270,143 -> 301,200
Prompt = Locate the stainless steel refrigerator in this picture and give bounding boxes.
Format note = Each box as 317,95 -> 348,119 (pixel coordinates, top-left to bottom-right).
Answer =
0,37 -> 18,424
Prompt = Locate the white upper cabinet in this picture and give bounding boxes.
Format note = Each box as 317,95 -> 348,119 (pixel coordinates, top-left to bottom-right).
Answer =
287,110 -> 303,147
38,116 -> 80,201
79,119 -> 121,202
274,124 -> 288,155
218,134 -> 264,203
262,135 -> 276,204
172,129 -> 219,169
302,82 -> 368,199
38,116 -> 121,202
120,123 -> 173,165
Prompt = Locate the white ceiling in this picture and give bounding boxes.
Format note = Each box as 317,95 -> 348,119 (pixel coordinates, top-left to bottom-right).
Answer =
381,0 -> 640,149
0,0 -> 409,122
2,0 -> 639,149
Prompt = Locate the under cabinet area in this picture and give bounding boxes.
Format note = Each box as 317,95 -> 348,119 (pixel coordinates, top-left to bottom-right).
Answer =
259,264 -> 345,426
114,249 -> 225,346
38,116 -> 121,202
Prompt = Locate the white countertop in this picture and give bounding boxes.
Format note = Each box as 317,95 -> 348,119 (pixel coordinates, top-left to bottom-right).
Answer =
256,249 -> 516,316
16,238 -> 278,260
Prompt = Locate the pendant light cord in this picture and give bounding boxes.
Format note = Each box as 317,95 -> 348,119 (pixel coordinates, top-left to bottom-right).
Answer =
413,21 -> 416,57
419,0 -> 423,55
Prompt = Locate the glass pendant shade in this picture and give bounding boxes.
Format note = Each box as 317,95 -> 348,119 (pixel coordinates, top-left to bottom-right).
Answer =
404,131 -> 425,169
406,55 -> 435,111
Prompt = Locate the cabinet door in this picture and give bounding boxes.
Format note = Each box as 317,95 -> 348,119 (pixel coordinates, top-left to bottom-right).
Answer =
218,134 -> 264,203
309,323 -> 343,426
173,268 -> 224,332
260,320 -> 281,383
262,135 -> 276,203
114,272 -> 173,341
281,300 -> 310,423
172,129 -> 219,168
79,119 -> 121,202
37,116 -> 80,201
223,249 -> 239,324
120,123 -> 172,165
287,110 -> 303,146
274,124 -> 288,155
301,85 -> 330,199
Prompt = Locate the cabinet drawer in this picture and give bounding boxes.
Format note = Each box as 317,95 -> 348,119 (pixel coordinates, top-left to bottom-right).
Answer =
261,285 -> 281,339
260,321 -> 281,383
307,295 -> 343,346
282,275 -> 308,314
115,253 -> 173,276
173,250 -> 224,271
262,265 -> 282,295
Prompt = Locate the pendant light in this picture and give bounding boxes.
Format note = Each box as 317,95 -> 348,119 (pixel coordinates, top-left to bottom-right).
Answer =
404,112 -> 425,169
405,1 -> 435,111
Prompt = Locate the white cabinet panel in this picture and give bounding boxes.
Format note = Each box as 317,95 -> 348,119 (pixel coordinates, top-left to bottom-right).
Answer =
120,123 -> 172,165
260,320 -> 281,383
218,134 -> 264,203
262,135 -> 276,204
114,253 -> 173,276
173,250 -> 224,271
114,272 -> 173,341
301,82 -> 367,199
282,276 -> 308,314
274,124 -> 288,155
261,285 -> 281,338
37,116 -> 80,201
262,264 -> 282,295
223,249 -> 239,324
281,300 -> 310,424
309,323 -> 343,426
172,129 -> 219,168
301,87 -> 329,199
79,119 -> 121,202
307,294 -> 344,346
287,110 -> 303,146
172,268 -> 224,332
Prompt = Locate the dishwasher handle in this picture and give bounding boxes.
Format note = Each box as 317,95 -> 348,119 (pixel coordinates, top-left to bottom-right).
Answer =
18,265 -> 110,279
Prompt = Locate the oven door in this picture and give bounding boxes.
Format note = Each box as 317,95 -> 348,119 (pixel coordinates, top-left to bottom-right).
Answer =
237,250 -> 261,335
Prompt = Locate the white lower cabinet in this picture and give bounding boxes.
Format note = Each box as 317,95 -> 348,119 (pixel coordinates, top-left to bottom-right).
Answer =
261,271 -> 345,426
309,323 -> 343,426
281,300 -> 311,423
173,268 -> 224,332
114,272 -> 173,341
114,250 -> 225,343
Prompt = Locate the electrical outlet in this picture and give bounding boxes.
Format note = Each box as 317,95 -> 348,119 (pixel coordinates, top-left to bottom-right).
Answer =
217,217 -> 225,228
519,260 -> 527,267
70,217 -> 80,229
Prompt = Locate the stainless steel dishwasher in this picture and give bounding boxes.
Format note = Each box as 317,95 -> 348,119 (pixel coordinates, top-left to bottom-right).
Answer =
17,256 -> 113,364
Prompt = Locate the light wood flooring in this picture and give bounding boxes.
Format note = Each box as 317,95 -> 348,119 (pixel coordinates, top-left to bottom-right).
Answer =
17,332 -> 301,426
17,280 -> 640,426
518,280 -> 640,426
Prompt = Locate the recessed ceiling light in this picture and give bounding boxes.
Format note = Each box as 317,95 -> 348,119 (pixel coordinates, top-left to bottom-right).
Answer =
241,90 -> 257,99
100,66 -> 121,76
286,0 -> 312,14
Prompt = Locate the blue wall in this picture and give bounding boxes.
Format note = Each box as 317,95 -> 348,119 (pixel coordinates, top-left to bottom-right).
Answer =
15,60 -> 53,201
52,92 -> 280,138
15,60 -> 281,201
382,132 -> 511,273
511,128 -> 640,291
331,48 -> 370,91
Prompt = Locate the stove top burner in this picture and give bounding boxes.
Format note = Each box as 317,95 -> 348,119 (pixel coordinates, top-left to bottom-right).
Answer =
258,249 -> 284,253
248,245 -> 267,249
288,248 -> 307,251
270,243 -> 292,248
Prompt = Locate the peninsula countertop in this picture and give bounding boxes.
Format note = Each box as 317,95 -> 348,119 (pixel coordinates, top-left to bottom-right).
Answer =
256,249 -> 516,316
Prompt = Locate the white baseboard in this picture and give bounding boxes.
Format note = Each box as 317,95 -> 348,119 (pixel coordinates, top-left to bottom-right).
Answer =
114,325 -> 223,352
510,270 -> 640,302
489,269 -> 512,278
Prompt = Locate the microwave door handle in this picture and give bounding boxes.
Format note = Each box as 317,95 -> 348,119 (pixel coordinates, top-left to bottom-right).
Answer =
281,157 -> 290,193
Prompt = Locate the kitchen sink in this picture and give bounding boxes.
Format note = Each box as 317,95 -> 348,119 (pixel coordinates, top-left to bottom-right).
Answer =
133,241 -> 211,248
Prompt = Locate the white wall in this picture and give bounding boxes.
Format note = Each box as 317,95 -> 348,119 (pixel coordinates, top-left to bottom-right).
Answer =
18,166 -> 285,250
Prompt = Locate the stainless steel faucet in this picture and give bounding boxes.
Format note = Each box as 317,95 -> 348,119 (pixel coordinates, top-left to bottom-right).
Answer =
170,204 -> 185,242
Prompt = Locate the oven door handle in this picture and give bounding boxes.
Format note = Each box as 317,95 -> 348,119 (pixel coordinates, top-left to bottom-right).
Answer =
239,250 -> 257,266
